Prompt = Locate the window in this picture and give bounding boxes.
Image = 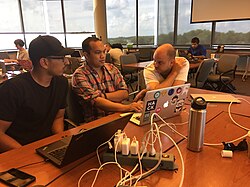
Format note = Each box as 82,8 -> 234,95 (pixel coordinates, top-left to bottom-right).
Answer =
21,0 -> 64,33
64,0 -> 94,47
106,0 -> 136,44
158,0 -> 175,45
0,0 -> 22,49
138,0 -> 155,45
214,20 -> 250,45
177,0 -> 212,45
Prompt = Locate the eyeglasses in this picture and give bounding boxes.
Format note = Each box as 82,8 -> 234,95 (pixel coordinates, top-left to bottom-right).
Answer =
46,56 -> 68,63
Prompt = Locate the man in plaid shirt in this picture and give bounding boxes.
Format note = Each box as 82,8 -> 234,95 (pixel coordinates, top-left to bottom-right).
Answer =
72,37 -> 143,122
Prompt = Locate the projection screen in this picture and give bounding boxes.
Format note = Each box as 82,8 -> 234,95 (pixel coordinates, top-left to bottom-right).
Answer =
191,0 -> 250,23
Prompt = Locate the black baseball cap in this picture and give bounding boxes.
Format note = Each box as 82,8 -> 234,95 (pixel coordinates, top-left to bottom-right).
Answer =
29,35 -> 74,63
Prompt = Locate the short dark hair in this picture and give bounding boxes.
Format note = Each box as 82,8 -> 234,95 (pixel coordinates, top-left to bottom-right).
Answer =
105,42 -> 112,47
82,37 -> 101,54
14,39 -> 25,47
191,37 -> 200,44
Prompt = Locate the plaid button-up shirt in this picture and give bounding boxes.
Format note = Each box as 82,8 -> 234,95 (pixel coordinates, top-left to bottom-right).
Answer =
72,63 -> 128,122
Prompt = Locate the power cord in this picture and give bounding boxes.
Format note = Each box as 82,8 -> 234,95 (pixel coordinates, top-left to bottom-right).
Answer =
16,159 -> 49,169
117,115 -> 163,186
78,111 -> 189,186
228,98 -> 250,131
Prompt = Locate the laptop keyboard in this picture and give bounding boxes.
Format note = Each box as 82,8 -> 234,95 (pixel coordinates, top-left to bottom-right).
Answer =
49,147 -> 67,161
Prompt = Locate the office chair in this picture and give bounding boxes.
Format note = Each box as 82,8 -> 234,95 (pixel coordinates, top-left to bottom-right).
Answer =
17,60 -> 33,71
206,54 -> 239,93
64,57 -> 81,75
139,48 -> 152,62
105,53 -> 111,63
120,54 -> 138,94
112,43 -> 123,51
64,80 -> 85,129
193,59 -> 215,88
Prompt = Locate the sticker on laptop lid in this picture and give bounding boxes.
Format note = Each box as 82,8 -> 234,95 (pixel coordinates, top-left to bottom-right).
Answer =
171,95 -> 179,105
143,111 -> 151,122
168,88 -> 175,96
145,100 -> 157,112
175,99 -> 185,112
182,86 -> 189,95
176,87 -> 182,94
161,90 -> 167,96
154,91 -> 160,99
155,107 -> 162,113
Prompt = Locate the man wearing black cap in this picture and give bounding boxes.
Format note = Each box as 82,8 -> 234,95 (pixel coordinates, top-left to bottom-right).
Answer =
0,35 -> 74,153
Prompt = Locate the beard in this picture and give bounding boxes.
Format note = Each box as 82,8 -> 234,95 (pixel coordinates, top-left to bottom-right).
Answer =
159,67 -> 172,79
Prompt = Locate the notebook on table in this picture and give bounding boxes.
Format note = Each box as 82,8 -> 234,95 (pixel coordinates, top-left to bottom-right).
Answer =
130,83 -> 190,126
190,93 -> 241,103
36,114 -> 132,167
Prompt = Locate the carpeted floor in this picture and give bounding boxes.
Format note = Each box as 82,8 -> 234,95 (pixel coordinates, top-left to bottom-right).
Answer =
232,75 -> 250,96
187,74 -> 250,96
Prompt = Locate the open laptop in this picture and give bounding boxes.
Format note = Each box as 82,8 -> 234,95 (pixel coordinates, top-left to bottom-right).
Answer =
0,52 -> 10,60
71,50 -> 82,58
178,50 -> 188,58
36,114 -> 132,167
190,93 -> 241,103
130,83 -> 190,126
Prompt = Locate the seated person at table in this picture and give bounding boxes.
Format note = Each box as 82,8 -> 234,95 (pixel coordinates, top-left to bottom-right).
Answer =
104,42 -> 123,70
72,37 -> 143,122
144,44 -> 189,90
134,44 -> 189,101
4,39 -> 32,71
4,39 -> 29,62
187,37 -> 206,59
0,35 -> 74,153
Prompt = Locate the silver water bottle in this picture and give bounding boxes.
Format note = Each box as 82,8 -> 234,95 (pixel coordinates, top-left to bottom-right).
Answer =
187,97 -> 207,152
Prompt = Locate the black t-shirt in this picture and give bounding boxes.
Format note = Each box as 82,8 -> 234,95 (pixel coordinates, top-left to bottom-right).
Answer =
0,73 -> 68,145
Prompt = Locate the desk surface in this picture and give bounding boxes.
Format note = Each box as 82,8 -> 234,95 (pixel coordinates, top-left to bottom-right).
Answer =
0,88 -> 250,187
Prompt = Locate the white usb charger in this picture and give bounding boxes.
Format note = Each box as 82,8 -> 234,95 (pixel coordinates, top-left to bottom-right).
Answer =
130,136 -> 139,155
114,130 -> 123,152
122,135 -> 130,155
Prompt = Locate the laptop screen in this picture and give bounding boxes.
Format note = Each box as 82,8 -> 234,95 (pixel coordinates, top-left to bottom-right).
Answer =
36,114 -> 132,167
71,50 -> 82,58
130,84 -> 190,126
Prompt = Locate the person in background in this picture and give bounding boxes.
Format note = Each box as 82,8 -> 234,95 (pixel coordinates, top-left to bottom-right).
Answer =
187,37 -> 206,59
72,37 -> 143,122
134,44 -> 189,101
0,35 -> 74,153
4,39 -> 29,62
104,42 -> 123,70
4,39 -> 32,71
15,39 -> 29,60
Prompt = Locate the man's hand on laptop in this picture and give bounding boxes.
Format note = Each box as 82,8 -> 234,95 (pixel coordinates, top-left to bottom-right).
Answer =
128,101 -> 143,112
133,89 -> 147,102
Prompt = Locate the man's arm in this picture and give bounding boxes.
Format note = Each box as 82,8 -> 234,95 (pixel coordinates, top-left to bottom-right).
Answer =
146,58 -> 187,90
95,97 -> 143,113
106,89 -> 128,102
0,120 -> 22,153
51,109 -> 65,134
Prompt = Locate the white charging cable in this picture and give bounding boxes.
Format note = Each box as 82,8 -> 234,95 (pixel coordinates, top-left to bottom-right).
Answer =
228,98 -> 250,131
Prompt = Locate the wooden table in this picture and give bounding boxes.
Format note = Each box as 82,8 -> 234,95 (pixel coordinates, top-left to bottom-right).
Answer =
0,88 -> 250,187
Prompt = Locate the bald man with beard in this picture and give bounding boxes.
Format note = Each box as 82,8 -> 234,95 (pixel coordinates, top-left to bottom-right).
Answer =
134,44 -> 189,101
